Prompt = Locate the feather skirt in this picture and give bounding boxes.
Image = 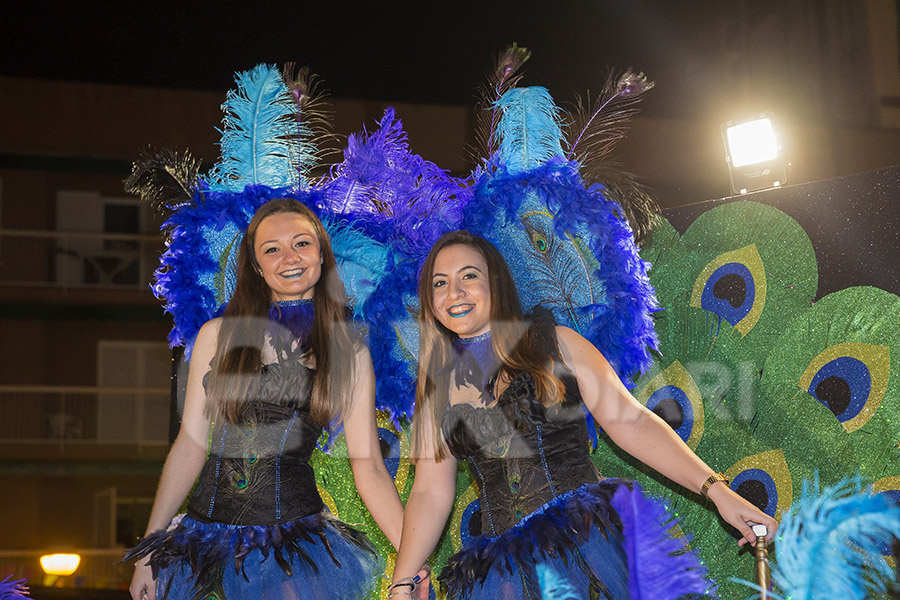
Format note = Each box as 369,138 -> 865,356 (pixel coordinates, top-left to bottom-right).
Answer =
125,512 -> 383,600
438,481 -> 716,600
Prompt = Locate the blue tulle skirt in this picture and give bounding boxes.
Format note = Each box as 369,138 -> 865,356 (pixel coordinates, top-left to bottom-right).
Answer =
438,480 -> 717,600
126,512 -> 383,600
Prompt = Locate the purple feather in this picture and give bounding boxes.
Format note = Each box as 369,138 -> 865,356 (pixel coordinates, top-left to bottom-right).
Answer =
611,481 -> 717,600
0,576 -> 29,600
323,108 -> 466,256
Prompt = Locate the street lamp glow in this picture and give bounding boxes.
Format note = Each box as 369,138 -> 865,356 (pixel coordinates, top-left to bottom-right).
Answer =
40,553 -> 81,576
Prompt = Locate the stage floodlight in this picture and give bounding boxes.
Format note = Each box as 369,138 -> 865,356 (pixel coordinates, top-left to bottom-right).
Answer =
723,114 -> 787,195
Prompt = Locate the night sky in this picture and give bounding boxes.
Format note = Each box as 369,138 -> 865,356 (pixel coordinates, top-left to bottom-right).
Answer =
3,2 -> 754,120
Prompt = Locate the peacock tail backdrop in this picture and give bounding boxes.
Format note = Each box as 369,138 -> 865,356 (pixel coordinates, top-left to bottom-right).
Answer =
133,61 -> 900,599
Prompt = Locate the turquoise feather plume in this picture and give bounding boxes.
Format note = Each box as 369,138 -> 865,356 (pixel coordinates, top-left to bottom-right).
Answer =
495,87 -> 564,173
756,475 -> 900,600
207,64 -> 306,192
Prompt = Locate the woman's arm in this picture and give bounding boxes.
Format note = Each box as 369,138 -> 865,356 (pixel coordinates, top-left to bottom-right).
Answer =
343,345 -> 405,550
129,319 -> 218,600
556,325 -> 777,546
391,444 -> 458,600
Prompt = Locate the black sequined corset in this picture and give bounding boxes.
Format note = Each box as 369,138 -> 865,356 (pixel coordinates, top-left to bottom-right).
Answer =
187,360 -> 324,526
441,370 -> 600,536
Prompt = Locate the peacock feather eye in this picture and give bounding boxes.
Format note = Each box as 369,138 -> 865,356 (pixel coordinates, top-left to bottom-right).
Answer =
233,475 -> 249,490
245,450 -> 259,465
690,244 -> 767,337
376,411 -> 410,492
449,482 -> 483,552
636,360 -> 705,450
873,477 -> 900,556
377,425 -> 402,479
724,449 -> 792,520
798,342 -> 890,433
509,472 -> 521,494
525,224 -> 550,254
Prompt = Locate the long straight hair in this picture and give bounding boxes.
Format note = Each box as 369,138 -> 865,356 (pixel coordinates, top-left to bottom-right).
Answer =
204,198 -> 356,426
412,231 -> 566,460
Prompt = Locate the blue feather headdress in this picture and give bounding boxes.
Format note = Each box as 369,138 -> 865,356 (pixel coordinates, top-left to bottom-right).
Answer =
131,64 -> 333,351
464,80 -> 659,388
128,66 -> 466,421
206,64 -> 308,192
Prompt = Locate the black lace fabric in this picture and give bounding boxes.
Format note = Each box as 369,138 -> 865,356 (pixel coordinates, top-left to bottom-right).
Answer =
442,358 -> 601,535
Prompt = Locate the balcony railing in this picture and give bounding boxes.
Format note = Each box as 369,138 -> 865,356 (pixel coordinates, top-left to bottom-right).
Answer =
0,229 -> 163,290
0,385 -> 170,448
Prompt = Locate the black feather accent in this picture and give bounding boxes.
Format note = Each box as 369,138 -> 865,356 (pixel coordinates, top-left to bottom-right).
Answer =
123,147 -> 201,215
121,512 -> 377,600
437,480 -> 625,599
582,164 -> 659,246
565,69 -> 654,166
469,43 -> 532,164
563,69 -> 657,244
281,63 -> 339,166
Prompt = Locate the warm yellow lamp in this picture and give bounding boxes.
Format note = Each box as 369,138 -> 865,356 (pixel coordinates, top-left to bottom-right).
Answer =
40,553 -> 80,576
40,553 -> 81,586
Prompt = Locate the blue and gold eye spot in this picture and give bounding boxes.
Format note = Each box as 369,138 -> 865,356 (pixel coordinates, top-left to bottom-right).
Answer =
526,224 -> 549,254
690,244 -> 766,336
520,213 -> 557,260
518,210 -> 601,318
636,361 -> 704,450
317,484 -> 339,519
376,411 -> 410,493
724,449 -> 792,520
378,428 -> 401,477
873,477 -> 900,559
231,472 -> 250,491
798,342 -> 890,433
449,482 -> 482,552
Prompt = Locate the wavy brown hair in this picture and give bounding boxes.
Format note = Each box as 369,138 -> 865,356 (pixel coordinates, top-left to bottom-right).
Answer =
412,231 -> 566,460
204,198 -> 357,426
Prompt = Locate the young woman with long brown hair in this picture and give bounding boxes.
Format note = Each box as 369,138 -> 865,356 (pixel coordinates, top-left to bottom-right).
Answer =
128,198 -> 403,600
389,230 -> 777,599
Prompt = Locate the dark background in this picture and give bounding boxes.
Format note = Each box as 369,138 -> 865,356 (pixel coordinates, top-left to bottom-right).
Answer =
1,1 -> 879,126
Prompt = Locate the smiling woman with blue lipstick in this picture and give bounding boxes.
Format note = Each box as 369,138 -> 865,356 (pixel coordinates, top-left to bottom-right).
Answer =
390,230 -> 777,600
429,243 -> 491,339
128,198 -> 404,600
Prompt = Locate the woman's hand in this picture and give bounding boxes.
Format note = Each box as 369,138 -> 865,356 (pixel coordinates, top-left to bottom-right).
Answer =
414,564 -> 432,600
707,481 -> 778,546
387,565 -> 431,600
129,562 -> 155,600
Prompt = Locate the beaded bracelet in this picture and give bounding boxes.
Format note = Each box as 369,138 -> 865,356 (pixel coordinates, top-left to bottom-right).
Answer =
700,472 -> 729,498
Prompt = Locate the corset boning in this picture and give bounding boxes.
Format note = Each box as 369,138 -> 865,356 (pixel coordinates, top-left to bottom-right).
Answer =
188,361 -> 325,525
442,371 -> 600,535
